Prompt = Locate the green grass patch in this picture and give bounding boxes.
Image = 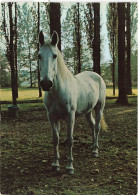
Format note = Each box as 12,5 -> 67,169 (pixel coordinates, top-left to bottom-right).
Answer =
0,87 -> 44,102
0,87 -> 137,102
106,86 -> 137,97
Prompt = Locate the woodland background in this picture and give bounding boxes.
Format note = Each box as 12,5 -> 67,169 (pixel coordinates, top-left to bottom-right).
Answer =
0,2 -> 137,105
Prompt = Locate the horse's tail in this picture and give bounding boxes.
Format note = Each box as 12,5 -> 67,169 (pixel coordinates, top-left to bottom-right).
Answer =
100,114 -> 108,131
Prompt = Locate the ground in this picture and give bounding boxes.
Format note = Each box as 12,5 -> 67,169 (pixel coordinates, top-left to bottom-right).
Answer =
1,98 -> 137,195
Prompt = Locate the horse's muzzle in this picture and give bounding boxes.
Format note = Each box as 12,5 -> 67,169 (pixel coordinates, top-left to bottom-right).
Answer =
40,80 -> 53,91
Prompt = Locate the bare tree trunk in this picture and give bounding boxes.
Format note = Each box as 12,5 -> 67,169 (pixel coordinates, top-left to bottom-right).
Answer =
28,45 -> 32,88
117,3 -> 128,104
9,2 -> 17,105
126,3 -> 132,95
27,33 -> 33,88
14,2 -> 18,98
77,3 -> 81,73
84,3 -> 94,61
50,3 -> 61,51
93,3 -> 100,75
112,3 -> 116,96
37,2 -> 42,97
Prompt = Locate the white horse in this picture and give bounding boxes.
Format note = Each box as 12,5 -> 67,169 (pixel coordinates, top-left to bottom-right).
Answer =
38,31 -> 107,175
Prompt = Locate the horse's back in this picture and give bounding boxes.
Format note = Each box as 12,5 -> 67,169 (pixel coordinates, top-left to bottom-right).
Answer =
75,71 -> 106,92
76,71 -> 104,84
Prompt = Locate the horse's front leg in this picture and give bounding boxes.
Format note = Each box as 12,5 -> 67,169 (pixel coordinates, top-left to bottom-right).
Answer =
65,111 -> 75,175
50,119 -> 60,171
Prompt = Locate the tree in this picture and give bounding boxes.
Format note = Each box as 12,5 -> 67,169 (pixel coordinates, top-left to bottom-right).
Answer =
107,3 -> 118,95
84,3 -> 94,61
37,2 -> 42,97
9,2 -> 17,105
17,3 -> 38,88
73,3 -> 82,73
130,3 -> 138,51
93,3 -> 100,75
2,3 -> 17,105
14,2 -> 18,98
116,3 -> 128,104
130,3 -> 137,88
62,6 -> 77,73
50,3 -> 61,51
126,3 -> 132,95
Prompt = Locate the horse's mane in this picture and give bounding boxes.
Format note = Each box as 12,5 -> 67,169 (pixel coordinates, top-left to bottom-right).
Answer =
57,49 -> 74,80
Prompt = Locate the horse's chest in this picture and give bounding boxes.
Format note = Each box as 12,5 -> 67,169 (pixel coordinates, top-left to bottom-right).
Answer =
45,95 -> 72,119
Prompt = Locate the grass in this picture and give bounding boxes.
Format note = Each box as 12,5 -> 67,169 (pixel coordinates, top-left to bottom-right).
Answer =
1,98 -> 137,194
0,87 -> 137,102
106,86 -> 137,97
0,88 -> 44,102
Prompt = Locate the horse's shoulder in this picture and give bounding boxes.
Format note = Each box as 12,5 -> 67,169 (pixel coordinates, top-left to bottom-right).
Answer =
76,71 -> 97,77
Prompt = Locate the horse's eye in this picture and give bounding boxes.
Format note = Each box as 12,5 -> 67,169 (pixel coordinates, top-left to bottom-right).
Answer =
53,54 -> 57,59
38,54 -> 41,60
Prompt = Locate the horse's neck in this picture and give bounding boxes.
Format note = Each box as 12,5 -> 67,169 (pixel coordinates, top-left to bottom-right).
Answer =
53,50 -> 74,92
57,50 -> 73,82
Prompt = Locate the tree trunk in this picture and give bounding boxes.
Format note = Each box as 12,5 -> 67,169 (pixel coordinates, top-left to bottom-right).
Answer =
117,3 -> 128,104
93,3 -> 100,75
112,3 -> 116,96
126,3 -> 132,95
9,2 -> 17,105
50,3 -> 61,51
14,2 -> 18,98
77,3 -> 81,73
85,3 -> 94,60
37,2 -> 42,97
28,42 -> 32,88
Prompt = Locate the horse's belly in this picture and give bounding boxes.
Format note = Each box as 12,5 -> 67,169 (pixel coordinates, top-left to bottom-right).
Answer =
76,104 -> 93,116
76,97 -> 96,116
76,83 -> 99,116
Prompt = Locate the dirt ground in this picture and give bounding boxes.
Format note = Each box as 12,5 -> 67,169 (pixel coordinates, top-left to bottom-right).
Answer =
1,99 -> 137,195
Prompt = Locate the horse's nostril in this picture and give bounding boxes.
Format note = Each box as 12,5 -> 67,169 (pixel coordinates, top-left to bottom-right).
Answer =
48,80 -> 53,88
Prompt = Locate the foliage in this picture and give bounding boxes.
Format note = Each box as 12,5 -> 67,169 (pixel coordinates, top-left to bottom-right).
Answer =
130,3 -> 138,51
106,3 -> 118,93
83,3 -> 94,58
106,3 -> 118,58
0,2 -> 137,89
62,3 -> 92,74
0,48 -> 11,87
0,2 -> 50,88
17,3 -> 38,87
106,2 -> 137,88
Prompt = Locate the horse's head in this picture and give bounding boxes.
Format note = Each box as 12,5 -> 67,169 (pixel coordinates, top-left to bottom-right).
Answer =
38,31 -> 59,91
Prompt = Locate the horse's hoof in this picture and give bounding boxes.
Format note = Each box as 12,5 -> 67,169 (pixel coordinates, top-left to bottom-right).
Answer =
66,168 -> 74,175
92,152 -> 99,158
52,166 -> 60,172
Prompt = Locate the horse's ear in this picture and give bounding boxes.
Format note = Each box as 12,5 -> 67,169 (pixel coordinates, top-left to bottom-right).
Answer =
39,30 -> 44,46
51,31 -> 59,46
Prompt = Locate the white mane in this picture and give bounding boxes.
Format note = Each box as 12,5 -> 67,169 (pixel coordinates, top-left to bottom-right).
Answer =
57,49 -> 74,80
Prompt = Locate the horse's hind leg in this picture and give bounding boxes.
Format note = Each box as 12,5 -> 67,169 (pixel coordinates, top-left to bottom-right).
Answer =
85,112 -> 97,157
50,120 -> 60,171
93,103 -> 103,157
